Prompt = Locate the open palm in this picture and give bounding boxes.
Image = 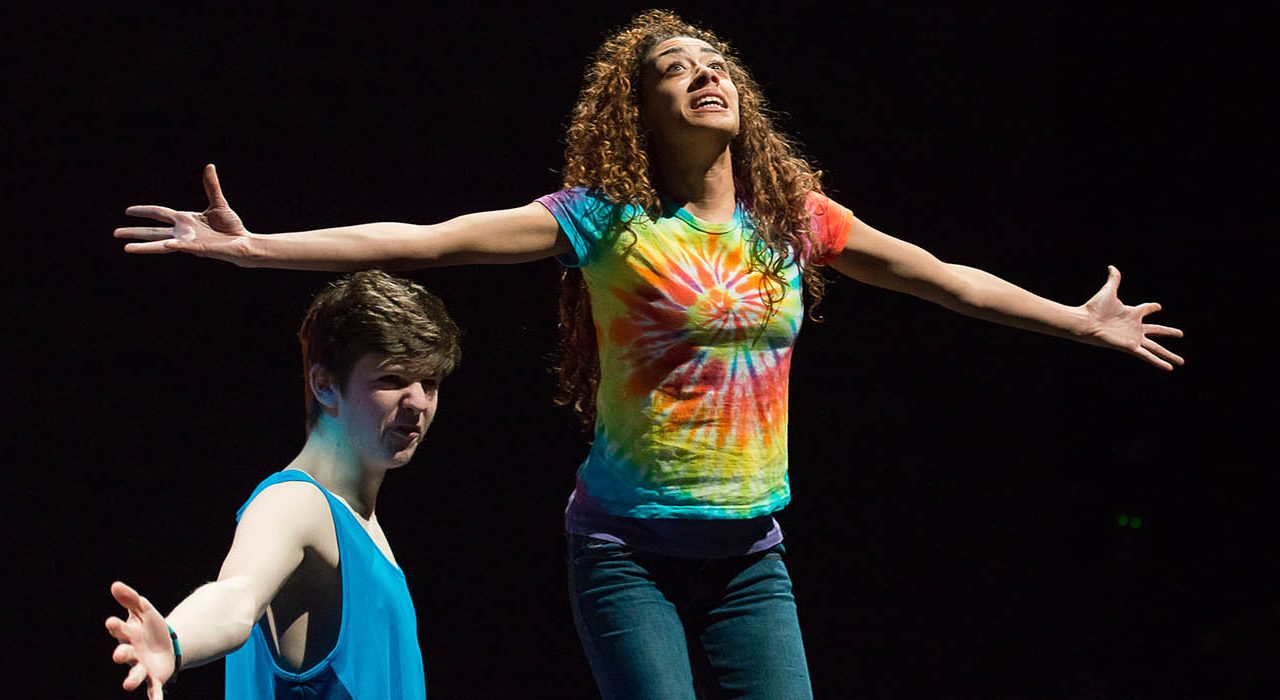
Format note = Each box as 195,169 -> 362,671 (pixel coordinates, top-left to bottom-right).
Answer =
1081,266 -> 1184,370
105,581 -> 175,700
114,164 -> 253,264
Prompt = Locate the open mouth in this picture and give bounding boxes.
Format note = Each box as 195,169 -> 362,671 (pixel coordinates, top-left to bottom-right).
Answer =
389,424 -> 420,445
691,95 -> 728,111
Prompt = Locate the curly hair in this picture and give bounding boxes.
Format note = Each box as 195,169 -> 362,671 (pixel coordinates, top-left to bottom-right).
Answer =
555,9 -> 830,427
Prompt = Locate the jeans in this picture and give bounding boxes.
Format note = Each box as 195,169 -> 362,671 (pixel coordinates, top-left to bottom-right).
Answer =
567,534 -> 813,700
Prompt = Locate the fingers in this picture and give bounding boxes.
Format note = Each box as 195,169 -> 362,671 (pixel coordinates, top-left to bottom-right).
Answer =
109,582 -> 168,698
105,615 -> 131,642
1143,323 -> 1184,338
1136,302 -> 1184,344
110,581 -> 160,623
125,205 -> 180,223
111,581 -> 143,610
122,240 -> 182,255
203,163 -> 230,209
124,661 -> 148,691
113,642 -> 138,666
1105,265 -> 1121,290
112,637 -> 151,692
1143,338 -> 1185,367
114,226 -> 175,241
1134,338 -> 1184,370
1135,301 -> 1162,317
1134,346 -> 1174,371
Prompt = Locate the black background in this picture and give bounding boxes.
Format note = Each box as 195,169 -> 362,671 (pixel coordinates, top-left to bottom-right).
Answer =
5,2 -> 1271,698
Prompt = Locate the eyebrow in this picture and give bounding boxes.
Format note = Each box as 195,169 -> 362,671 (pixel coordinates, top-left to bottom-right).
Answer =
654,45 -> 724,60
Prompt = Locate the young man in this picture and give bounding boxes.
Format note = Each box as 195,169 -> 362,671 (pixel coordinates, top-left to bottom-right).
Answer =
105,270 -> 461,700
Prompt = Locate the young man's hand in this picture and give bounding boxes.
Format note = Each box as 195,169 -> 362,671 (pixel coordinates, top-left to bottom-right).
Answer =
105,581 -> 176,700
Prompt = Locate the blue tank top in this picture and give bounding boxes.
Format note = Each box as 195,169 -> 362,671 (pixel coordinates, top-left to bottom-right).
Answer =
223,470 -> 427,699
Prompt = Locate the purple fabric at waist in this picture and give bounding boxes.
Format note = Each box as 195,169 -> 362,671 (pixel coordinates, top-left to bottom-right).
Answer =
564,487 -> 783,559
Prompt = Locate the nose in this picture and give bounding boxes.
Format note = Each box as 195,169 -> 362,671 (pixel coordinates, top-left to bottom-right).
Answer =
400,383 -> 433,413
691,62 -> 720,86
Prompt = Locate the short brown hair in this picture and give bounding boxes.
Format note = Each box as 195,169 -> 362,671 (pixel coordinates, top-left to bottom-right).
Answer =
298,270 -> 461,427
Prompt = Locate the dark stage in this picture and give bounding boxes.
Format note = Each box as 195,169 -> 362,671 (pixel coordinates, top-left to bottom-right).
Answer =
5,3 -> 1269,698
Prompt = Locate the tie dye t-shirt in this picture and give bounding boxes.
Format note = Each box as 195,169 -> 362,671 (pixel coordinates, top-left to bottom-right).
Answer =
538,187 -> 854,519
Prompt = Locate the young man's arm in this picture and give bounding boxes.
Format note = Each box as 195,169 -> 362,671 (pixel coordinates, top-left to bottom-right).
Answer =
106,481 -> 331,699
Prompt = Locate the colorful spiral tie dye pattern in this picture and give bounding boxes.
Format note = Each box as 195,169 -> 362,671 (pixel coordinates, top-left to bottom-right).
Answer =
539,188 -> 853,518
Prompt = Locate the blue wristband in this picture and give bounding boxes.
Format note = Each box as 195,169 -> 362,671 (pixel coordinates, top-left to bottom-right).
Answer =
167,623 -> 182,676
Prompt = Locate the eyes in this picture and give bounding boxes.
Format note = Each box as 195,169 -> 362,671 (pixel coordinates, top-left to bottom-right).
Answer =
662,59 -> 730,75
375,374 -> 440,392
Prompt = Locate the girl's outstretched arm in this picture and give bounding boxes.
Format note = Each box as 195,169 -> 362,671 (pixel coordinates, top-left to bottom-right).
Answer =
115,164 -> 568,271
829,217 -> 1184,370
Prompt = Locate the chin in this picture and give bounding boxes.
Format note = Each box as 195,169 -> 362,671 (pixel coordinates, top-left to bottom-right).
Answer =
690,118 -> 739,139
383,451 -> 417,470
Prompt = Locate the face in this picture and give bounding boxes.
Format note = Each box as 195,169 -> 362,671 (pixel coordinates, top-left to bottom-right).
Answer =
335,354 -> 441,471
639,36 -> 740,144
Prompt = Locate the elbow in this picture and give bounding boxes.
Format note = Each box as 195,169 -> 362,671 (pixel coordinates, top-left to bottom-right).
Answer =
229,578 -> 263,625
933,265 -> 990,314
223,620 -> 257,652
218,577 -> 265,648
363,223 -> 444,270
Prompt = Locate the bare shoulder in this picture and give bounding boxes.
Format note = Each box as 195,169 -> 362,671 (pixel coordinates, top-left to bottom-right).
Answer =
234,479 -> 336,555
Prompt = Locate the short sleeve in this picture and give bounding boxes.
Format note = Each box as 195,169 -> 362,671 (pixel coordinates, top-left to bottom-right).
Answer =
804,191 -> 855,266
535,187 -> 622,268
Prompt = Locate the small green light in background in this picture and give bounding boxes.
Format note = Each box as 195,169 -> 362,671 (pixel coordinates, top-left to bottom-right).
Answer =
1115,513 -> 1145,528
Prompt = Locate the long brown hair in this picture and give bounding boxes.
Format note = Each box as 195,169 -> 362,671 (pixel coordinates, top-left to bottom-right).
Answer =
556,9 -> 830,427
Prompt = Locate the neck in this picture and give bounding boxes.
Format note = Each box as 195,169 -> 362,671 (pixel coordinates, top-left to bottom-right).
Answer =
286,419 -> 384,519
651,137 -> 737,223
